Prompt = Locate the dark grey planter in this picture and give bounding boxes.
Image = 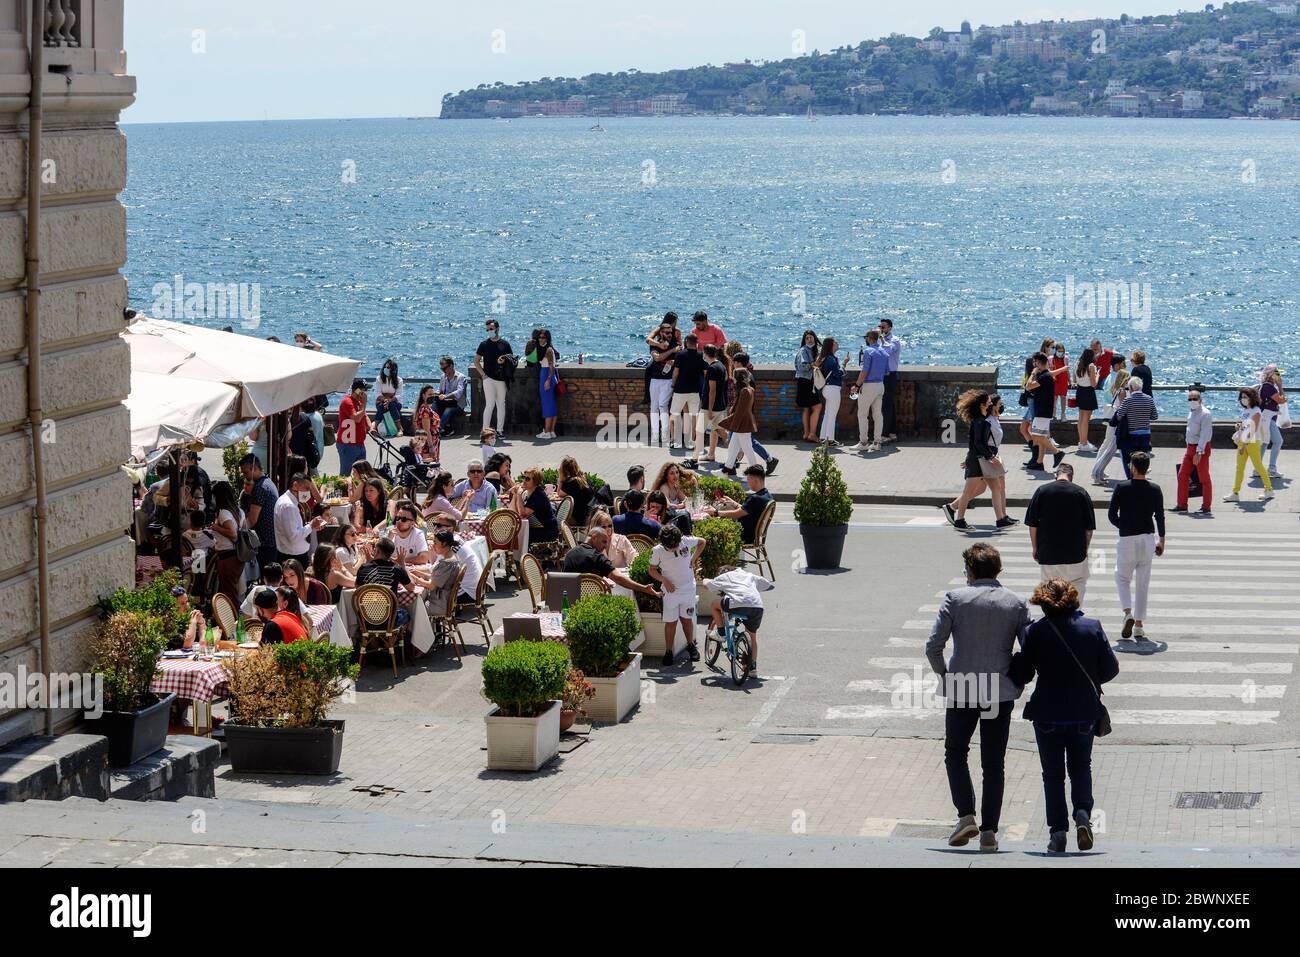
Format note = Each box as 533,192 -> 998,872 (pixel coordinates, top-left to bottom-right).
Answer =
799,523 -> 848,570
85,692 -> 176,768
225,720 -> 345,775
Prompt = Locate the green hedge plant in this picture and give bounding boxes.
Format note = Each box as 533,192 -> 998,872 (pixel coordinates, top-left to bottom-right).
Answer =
627,552 -> 662,614
693,517 -> 743,579
97,569 -> 188,643
90,611 -> 169,713
540,468 -> 605,491
794,445 -> 853,527
564,594 -> 641,677
695,475 -> 743,503
481,640 -> 570,718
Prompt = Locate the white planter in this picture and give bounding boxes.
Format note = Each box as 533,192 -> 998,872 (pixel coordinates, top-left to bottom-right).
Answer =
696,584 -> 715,620
484,699 -> 561,772
585,652 -> 642,724
638,613 -> 686,659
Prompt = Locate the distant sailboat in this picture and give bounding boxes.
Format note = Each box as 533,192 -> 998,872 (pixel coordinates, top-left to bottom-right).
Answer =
589,122 -> 607,132
807,105 -> 817,122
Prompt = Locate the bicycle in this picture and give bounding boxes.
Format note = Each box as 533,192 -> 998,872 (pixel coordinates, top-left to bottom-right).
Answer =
705,603 -> 752,686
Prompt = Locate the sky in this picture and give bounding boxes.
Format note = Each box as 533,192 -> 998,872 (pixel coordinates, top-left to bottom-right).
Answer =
125,0 -> 1193,124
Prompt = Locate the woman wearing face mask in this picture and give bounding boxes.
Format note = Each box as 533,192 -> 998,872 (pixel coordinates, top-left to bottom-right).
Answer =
1048,343 -> 1070,421
536,329 -> 559,440
375,359 -> 404,434
1224,387 -> 1275,505
1258,366 -> 1287,479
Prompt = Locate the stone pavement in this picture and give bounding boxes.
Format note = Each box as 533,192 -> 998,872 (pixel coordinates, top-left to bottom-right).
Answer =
288,432 -> 1300,510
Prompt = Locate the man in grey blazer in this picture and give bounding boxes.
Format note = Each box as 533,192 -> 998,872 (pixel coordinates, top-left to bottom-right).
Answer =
925,542 -> 1030,852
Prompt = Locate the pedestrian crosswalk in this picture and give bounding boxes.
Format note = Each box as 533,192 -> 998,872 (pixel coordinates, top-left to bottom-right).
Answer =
825,524 -> 1299,732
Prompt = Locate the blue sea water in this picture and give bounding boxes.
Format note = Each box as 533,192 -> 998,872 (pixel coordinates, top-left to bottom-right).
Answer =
123,114 -> 1300,400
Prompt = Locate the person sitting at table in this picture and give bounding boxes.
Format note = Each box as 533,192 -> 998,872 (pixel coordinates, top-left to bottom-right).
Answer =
556,455 -> 595,526
618,466 -> 647,515
253,587 -> 308,645
348,460 -> 383,503
704,464 -> 773,546
563,524 -> 658,598
651,461 -> 692,513
334,525 -> 363,575
613,489 -> 662,539
282,558 -> 332,607
386,502 -> 430,564
311,543 -> 355,604
429,528 -> 484,605
277,585 -> 317,639
423,470 -> 472,524
586,509 -> 637,568
352,477 -> 389,532
645,489 -> 670,526
485,452 -> 518,497
355,537 -> 421,627
514,467 -> 559,544
453,460 -> 497,512
240,562 -> 282,616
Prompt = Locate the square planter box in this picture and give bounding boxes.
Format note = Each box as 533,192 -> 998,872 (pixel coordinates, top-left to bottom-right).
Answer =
485,699 -> 561,772
696,584 -> 716,620
85,692 -> 176,768
639,613 -> 687,659
585,653 -> 642,724
225,720 -> 346,775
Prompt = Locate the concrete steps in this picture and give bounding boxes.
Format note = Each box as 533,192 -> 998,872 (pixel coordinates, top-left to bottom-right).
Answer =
0,734 -> 220,804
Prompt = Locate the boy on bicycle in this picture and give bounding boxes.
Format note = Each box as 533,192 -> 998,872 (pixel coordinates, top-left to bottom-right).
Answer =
703,565 -> 773,676
648,524 -> 705,666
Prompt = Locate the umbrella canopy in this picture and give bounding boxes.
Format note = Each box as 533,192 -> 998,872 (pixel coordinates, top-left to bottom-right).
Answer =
125,371 -> 241,459
123,317 -> 362,418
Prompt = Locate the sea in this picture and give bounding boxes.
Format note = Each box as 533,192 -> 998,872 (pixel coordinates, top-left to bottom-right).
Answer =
122,114 -> 1300,408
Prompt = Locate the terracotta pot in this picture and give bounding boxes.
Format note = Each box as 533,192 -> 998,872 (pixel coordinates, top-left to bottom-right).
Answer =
560,708 -> 577,732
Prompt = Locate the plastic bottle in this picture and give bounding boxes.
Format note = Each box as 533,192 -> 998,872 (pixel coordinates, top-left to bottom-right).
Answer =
561,590 -> 570,622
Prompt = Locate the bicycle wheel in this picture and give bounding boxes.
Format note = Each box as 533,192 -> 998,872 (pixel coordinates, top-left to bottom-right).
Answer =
705,632 -> 722,667
731,633 -> 752,686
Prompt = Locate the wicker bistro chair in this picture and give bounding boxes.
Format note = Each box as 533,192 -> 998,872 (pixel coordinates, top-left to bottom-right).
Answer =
430,564 -> 469,661
242,620 -> 264,644
210,592 -> 239,641
482,509 -> 522,583
352,584 -> 406,676
456,562 -> 496,644
553,495 -> 574,529
626,534 -> 654,558
578,573 -> 612,599
519,553 -> 547,614
740,499 -> 778,580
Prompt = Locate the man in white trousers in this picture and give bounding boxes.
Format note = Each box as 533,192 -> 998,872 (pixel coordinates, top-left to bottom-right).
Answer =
848,328 -> 888,454
1108,450 -> 1166,642
474,319 -> 514,437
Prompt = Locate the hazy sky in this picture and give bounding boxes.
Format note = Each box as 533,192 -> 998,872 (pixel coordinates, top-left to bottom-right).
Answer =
125,0 -> 1188,123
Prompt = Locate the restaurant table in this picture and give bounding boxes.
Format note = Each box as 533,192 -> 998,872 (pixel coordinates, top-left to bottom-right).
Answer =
487,611 -> 646,652
331,587 -> 438,656
304,604 -> 336,639
152,654 -> 233,736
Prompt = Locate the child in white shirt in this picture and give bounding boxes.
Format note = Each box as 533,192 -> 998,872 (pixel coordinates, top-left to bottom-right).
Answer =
648,524 -> 704,667
479,428 -> 497,468
703,565 -> 773,676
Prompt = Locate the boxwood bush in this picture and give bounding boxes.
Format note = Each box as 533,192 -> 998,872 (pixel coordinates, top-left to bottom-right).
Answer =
627,552 -> 662,614
564,594 -> 641,677
696,474 -> 744,503
481,640 -> 570,718
693,517 -> 743,579
794,445 -> 852,527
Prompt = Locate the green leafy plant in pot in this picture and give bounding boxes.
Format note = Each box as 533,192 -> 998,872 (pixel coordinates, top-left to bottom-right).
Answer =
86,610 -> 173,767
482,641 -> 570,717
692,517 -> 744,580
222,641 -> 360,775
565,594 -> 641,678
627,551 -> 662,614
793,445 -> 853,569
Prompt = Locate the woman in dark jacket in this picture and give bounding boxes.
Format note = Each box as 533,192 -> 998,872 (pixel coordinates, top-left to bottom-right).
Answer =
1010,577 -> 1120,855
943,390 -> 1012,531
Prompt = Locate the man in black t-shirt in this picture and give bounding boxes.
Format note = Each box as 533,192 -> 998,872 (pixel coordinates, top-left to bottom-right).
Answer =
686,344 -> 731,469
563,527 -> 659,596
475,319 -> 515,437
670,333 -> 706,451
709,465 -> 773,545
1023,351 -> 1065,472
1024,462 -> 1095,601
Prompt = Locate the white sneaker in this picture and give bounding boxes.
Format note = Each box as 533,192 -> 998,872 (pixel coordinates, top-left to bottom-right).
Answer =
844,443 -> 863,452
536,431 -> 549,439
1269,469 -> 1282,478
867,443 -> 882,453
1133,625 -> 1146,640
1222,493 -> 1239,503
1079,442 -> 1097,452
1264,490 -> 1276,501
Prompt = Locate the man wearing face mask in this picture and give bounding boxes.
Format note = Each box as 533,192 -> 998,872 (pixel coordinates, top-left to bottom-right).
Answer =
1173,389 -> 1213,514
475,319 -> 515,438
274,473 -> 327,566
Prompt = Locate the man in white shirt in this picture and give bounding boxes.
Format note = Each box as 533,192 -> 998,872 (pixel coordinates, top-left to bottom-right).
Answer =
387,503 -> 430,564
1174,388 -> 1214,514
274,473 -> 325,565
436,356 -> 470,437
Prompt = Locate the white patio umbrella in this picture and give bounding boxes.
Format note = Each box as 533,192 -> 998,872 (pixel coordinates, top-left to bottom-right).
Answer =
125,370 -> 242,460
123,317 -> 362,418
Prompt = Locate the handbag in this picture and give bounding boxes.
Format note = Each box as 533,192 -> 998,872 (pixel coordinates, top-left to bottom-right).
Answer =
235,527 -> 260,564
323,423 -> 336,447
380,410 -> 400,438
1044,618 -> 1111,737
812,365 -> 827,390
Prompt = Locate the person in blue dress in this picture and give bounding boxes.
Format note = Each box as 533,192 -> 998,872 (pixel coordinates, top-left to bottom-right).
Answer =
537,329 -> 559,440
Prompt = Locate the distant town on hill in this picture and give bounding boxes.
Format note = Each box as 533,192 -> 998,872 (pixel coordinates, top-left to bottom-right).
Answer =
440,1 -> 1300,119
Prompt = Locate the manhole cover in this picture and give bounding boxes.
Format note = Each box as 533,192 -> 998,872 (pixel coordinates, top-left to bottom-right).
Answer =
1174,791 -> 1262,810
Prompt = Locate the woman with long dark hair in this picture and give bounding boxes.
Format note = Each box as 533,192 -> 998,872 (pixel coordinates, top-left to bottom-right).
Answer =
942,390 -> 1013,530
375,358 -> 404,434
794,329 -> 824,443
1074,348 -> 1099,452
209,481 -> 245,605
536,329 -> 559,440
816,337 -> 844,446
352,477 -> 388,531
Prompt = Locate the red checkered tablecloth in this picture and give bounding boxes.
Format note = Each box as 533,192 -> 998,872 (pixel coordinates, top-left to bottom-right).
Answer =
136,555 -> 193,588
151,658 -> 229,703
304,604 -> 336,637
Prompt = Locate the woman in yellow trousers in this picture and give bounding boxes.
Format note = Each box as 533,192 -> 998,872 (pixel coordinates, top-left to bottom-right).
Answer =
1225,387 -> 1275,505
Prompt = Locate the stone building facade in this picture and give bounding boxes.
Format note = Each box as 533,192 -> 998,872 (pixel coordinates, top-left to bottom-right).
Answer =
0,1 -> 135,741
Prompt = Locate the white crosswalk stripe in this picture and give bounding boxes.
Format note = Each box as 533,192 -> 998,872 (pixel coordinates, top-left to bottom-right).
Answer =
828,527 -> 1300,730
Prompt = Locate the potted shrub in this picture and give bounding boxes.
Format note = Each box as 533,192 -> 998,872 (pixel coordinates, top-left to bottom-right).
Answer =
627,553 -> 681,659
85,611 -> 174,768
565,594 -> 643,723
222,641 -> 359,775
97,570 -> 189,643
696,474 -> 744,504
794,445 -> 853,569
560,667 -> 595,732
481,640 -> 569,771
692,516 -> 743,613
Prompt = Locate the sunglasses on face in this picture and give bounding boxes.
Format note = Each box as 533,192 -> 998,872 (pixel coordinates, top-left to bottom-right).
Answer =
397,516 -> 413,524
469,469 -> 483,474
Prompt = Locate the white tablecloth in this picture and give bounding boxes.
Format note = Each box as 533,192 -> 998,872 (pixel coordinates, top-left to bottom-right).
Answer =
331,588 -> 438,655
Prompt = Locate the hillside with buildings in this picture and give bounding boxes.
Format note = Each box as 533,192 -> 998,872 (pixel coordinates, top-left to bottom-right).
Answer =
441,1 -> 1300,119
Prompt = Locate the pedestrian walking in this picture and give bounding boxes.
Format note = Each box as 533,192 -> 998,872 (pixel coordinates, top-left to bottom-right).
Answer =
1073,347 -> 1100,451
1113,377 -> 1156,480
943,390 -> 1015,530
1090,355 -> 1129,487
1173,388 -> 1212,514
1024,462 -> 1095,602
1224,386 -> 1275,505
1048,342 -> 1070,421
474,318 -> 514,437
718,368 -> 760,477
1024,352 -> 1066,472
1259,365 -> 1287,479
795,329 -> 824,443
878,318 -> 902,443
816,337 -> 844,446
1109,451 -> 1165,642
1017,356 -> 1037,462
536,329 -> 559,440
1009,577 -> 1119,855
926,543 -> 1029,853
848,329 -> 887,453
